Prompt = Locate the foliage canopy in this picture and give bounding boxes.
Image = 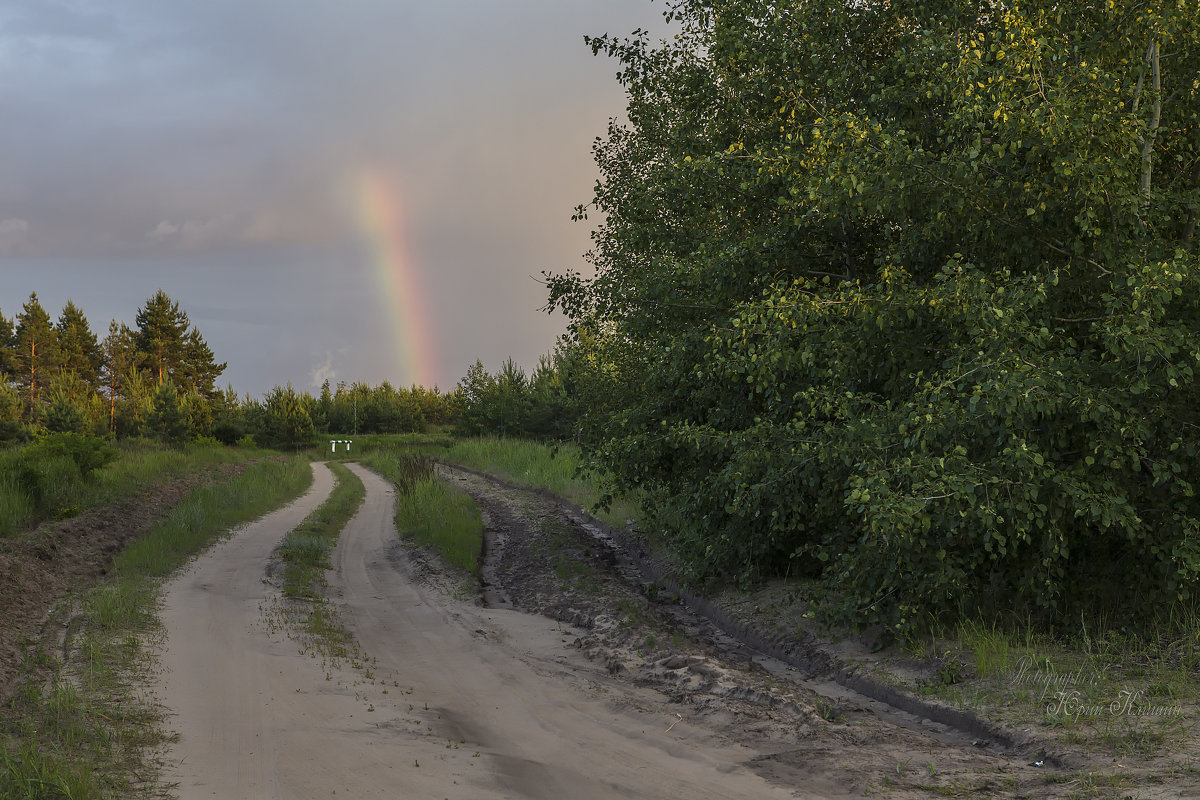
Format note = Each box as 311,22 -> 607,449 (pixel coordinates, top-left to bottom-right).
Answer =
548,0 -> 1200,630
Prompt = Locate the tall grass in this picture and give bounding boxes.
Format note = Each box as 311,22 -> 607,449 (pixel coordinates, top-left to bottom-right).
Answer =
0,438 -> 257,537
358,451 -> 483,576
0,456 -> 313,799
394,475 -> 483,575
112,457 -> 312,580
442,436 -> 639,530
324,433 -> 640,531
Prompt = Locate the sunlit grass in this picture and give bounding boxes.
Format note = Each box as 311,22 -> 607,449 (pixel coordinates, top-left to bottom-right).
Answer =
0,438 -> 261,537
394,475 -> 483,576
113,457 -> 312,579
356,450 -> 483,576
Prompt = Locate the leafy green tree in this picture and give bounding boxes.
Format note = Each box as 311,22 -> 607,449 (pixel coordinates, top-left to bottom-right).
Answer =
454,360 -> 499,436
12,292 -> 59,419
55,300 -> 101,390
549,0 -> 1200,630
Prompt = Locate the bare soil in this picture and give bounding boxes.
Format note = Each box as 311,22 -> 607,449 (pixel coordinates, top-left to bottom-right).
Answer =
441,464 -> 1200,799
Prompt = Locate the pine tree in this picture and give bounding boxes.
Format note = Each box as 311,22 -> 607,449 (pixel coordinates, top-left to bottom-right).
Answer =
0,381 -> 22,442
134,290 -> 190,385
43,372 -> 88,434
0,309 -> 14,379
182,326 -> 226,398
55,300 -> 101,389
181,386 -> 212,439
114,365 -> 151,438
315,379 -> 333,432
261,383 -> 314,449
13,292 -> 58,417
100,320 -> 137,433
147,379 -> 188,443
133,291 -> 226,397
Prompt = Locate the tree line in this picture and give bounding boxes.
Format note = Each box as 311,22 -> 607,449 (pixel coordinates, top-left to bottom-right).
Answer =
0,288 -> 576,451
0,290 -> 225,442
239,353 -> 579,450
231,380 -> 456,450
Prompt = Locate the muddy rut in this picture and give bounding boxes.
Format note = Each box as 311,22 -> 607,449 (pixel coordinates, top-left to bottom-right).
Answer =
438,464 -> 1104,799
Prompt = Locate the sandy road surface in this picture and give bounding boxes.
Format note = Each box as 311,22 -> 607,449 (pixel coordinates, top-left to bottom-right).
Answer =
154,462 -> 804,799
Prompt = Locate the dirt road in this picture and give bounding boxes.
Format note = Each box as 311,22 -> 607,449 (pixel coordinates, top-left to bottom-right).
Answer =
153,462 -> 805,799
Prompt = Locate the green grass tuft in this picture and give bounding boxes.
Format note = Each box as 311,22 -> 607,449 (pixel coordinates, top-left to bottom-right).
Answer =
277,462 -> 365,598
394,475 -> 484,576
356,450 -> 484,576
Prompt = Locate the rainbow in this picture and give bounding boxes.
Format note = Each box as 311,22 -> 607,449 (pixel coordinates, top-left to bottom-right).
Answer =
354,171 -> 438,389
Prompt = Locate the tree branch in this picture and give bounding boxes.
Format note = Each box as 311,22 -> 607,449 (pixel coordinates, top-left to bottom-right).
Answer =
1139,41 -> 1162,201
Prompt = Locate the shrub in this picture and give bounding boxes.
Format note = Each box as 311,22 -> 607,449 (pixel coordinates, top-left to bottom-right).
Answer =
29,433 -> 118,478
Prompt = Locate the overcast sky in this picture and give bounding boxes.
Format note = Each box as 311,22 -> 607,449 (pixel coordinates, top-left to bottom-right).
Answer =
0,0 -> 668,396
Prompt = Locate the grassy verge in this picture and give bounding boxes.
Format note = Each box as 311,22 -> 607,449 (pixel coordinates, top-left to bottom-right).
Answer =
909,615 -> 1200,763
395,475 -> 483,576
357,451 -> 484,577
0,456 -> 313,800
265,462 -> 369,677
338,434 -> 640,531
0,438 -> 266,537
277,462 -> 366,600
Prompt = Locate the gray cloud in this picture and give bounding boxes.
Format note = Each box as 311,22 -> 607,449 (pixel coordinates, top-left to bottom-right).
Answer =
0,219 -> 30,254
0,0 -> 671,394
